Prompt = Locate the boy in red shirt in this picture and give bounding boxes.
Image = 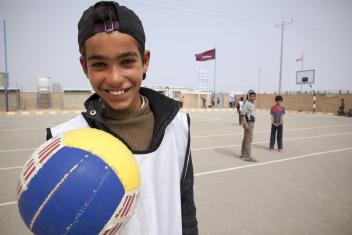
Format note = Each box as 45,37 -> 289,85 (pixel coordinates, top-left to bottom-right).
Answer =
269,95 -> 285,151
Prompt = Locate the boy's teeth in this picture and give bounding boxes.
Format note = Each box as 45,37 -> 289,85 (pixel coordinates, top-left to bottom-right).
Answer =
109,90 -> 125,96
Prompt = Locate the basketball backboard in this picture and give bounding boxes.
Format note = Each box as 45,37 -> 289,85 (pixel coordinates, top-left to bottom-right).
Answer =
296,70 -> 315,84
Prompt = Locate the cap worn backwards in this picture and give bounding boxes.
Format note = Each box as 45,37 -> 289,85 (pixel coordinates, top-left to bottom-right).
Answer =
247,90 -> 256,96
78,1 -> 145,52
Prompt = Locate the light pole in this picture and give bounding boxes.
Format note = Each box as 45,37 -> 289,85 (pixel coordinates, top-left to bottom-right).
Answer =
276,19 -> 293,94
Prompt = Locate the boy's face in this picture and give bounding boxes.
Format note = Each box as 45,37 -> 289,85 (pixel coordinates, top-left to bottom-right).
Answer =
248,94 -> 256,102
275,100 -> 282,106
80,31 -> 150,111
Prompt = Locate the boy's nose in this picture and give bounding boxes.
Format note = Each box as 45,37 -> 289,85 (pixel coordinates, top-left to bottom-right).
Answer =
108,65 -> 123,83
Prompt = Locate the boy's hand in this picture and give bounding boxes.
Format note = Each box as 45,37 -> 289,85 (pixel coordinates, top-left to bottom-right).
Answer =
243,123 -> 249,129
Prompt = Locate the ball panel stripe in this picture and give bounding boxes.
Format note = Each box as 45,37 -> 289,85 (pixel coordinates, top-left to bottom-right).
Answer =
63,128 -> 140,191
18,137 -> 63,199
38,142 -> 60,163
25,158 -> 34,168
99,190 -> 139,234
116,195 -> 130,218
23,161 -> 34,176
121,193 -> 136,217
24,165 -> 36,181
17,184 -> 23,197
18,147 -> 89,229
38,138 -> 60,156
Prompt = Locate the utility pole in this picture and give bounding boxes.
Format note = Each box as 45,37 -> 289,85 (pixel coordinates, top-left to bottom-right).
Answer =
276,19 -> 293,94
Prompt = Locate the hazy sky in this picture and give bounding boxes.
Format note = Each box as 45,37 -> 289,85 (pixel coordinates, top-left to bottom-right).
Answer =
0,0 -> 351,93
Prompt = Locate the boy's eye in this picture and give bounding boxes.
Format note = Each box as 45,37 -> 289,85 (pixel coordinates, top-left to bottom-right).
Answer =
121,59 -> 136,65
90,62 -> 106,68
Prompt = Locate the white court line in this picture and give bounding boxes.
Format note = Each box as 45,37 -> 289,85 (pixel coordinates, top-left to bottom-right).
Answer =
1,131 -> 352,155
1,146 -> 352,208
192,124 -> 352,139
0,123 -> 347,136
0,148 -> 36,153
0,127 -> 41,132
195,146 -> 352,177
0,201 -> 17,207
192,131 -> 352,151
0,166 -> 23,171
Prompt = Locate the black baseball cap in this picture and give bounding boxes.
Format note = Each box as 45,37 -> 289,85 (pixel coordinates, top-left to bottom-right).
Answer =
78,1 -> 145,53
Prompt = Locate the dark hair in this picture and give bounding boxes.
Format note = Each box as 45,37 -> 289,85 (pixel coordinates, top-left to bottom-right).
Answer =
275,95 -> 283,101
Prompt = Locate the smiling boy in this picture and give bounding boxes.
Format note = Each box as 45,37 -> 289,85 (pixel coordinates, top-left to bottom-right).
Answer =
46,1 -> 198,234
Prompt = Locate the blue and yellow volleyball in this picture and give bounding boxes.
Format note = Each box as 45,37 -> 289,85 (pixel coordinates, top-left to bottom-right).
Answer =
17,128 -> 140,235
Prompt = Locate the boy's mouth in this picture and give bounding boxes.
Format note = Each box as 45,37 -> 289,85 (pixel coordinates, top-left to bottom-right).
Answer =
107,88 -> 130,96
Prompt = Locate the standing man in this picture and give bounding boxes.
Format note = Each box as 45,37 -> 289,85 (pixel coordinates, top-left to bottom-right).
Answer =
240,90 -> 257,162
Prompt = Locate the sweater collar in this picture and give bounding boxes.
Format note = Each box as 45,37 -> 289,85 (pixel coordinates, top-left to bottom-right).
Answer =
83,87 -> 181,152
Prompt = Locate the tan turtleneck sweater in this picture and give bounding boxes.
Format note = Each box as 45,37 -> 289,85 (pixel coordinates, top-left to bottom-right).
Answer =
102,96 -> 155,151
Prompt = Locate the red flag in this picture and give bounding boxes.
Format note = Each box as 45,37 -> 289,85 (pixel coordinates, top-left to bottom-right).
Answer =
195,48 -> 216,61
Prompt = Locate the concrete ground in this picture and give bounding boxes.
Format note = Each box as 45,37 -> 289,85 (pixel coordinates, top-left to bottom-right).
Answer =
0,110 -> 352,235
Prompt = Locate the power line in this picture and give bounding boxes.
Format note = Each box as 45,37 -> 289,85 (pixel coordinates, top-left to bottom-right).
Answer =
290,26 -> 352,52
294,19 -> 352,46
122,0 -> 287,25
124,0 -> 351,49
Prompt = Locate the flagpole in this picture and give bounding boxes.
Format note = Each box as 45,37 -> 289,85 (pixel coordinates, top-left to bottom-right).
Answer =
213,47 -> 216,98
3,19 -> 9,112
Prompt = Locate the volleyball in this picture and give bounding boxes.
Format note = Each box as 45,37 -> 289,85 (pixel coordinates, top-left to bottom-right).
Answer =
17,128 -> 140,235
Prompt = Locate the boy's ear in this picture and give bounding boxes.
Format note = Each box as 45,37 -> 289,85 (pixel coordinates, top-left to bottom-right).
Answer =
142,50 -> 151,75
80,56 -> 88,77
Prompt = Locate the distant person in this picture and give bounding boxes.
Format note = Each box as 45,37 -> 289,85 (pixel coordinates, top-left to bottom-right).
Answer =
216,97 -> 220,108
46,1 -> 198,234
201,96 -> 207,108
240,90 -> 257,162
180,95 -> 185,108
269,95 -> 285,151
211,97 -> 215,107
229,96 -> 234,108
236,97 -> 244,125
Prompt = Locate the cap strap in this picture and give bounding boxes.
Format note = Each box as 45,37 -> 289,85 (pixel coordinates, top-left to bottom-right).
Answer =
94,20 -> 120,33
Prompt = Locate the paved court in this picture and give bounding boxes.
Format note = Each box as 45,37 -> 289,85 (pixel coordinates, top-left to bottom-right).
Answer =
1,110 -> 352,235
